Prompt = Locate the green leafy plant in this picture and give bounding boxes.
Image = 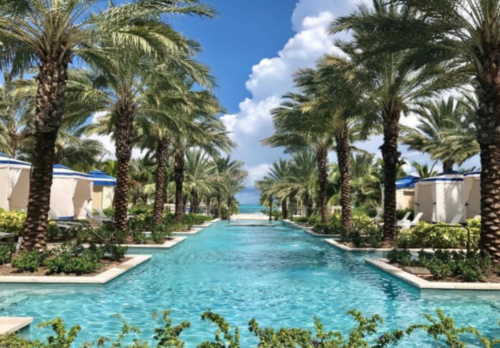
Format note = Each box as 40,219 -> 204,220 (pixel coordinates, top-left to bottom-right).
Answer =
0,245 -> 11,265
2,309 -> 500,348
398,220 -> 480,249
12,251 -> 43,272
387,249 -> 413,267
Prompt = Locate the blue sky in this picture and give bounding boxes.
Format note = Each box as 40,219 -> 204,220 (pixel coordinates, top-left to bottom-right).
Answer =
95,0 -> 480,204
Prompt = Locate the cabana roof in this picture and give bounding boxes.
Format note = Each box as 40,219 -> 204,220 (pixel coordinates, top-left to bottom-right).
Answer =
87,170 -> 116,186
419,172 -> 464,183
396,175 -> 420,189
53,164 -> 92,180
0,155 -> 31,169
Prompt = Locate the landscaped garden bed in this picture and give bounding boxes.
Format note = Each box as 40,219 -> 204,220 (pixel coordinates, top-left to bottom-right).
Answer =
0,242 -> 128,277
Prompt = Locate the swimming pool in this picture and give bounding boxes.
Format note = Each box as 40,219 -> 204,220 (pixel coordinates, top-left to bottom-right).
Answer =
1,221 -> 500,346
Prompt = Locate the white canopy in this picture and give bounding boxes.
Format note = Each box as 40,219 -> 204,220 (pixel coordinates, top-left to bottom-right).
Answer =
0,154 -> 31,212
51,165 -> 93,219
463,172 -> 481,220
414,172 -> 465,223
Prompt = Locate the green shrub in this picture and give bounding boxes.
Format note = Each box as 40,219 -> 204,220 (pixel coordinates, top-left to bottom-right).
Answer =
387,249 -> 413,266
12,251 -> 43,272
0,210 -> 26,236
5,309 -> 498,348
0,245 -> 10,265
398,219 -> 480,249
129,205 -> 152,215
102,244 -> 127,261
418,250 -> 493,282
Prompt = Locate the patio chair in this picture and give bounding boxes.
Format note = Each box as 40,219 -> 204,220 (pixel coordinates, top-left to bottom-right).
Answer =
371,211 -> 382,222
399,212 -> 424,229
85,207 -> 111,225
396,212 -> 412,226
49,209 -> 86,230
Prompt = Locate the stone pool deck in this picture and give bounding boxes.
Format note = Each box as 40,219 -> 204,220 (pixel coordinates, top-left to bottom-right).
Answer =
366,258 -> 500,291
124,237 -> 186,248
284,220 -> 340,238
173,229 -> 203,235
0,255 -> 151,285
0,317 -> 33,335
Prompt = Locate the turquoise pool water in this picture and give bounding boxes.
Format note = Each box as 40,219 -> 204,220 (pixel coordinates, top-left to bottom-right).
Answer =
2,221 -> 500,346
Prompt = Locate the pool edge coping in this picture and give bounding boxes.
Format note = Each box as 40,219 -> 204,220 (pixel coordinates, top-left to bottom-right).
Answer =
366,258 -> 500,291
0,317 -> 33,335
0,255 -> 151,285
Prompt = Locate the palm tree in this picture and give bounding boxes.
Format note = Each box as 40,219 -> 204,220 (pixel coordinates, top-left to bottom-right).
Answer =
184,149 -> 216,214
267,160 -> 292,220
263,93 -> 333,224
172,103 -> 233,221
330,0 -> 463,242
330,153 -> 382,210
0,0 -> 215,251
256,177 -> 275,221
288,151 -> 319,217
402,97 -> 479,172
411,162 -> 438,179
213,157 -> 246,219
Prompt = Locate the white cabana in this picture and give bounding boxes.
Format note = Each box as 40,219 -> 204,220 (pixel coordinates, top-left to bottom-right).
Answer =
0,154 -> 31,212
463,172 -> 481,220
88,170 -> 116,210
51,164 -> 93,219
414,172 -> 465,223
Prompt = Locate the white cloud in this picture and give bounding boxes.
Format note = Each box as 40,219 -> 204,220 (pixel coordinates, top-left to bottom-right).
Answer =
223,3 -> 339,194
244,163 -> 272,188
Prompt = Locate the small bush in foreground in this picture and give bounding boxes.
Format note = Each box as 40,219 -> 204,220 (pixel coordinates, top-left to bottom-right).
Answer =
1,309 -> 499,348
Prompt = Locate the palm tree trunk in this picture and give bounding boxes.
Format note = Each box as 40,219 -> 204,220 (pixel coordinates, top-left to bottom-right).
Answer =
443,160 -> 454,173
174,152 -> 185,221
381,108 -> 401,242
336,133 -> 352,230
268,195 -> 273,221
113,95 -> 136,233
23,56 -> 70,252
306,193 -> 313,217
227,197 -> 232,221
282,199 -> 288,220
206,196 -> 211,216
476,72 -> 500,262
190,189 -> 198,214
217,194 -> 222,219
316,146 -> 329,224
153,136 -> 169,225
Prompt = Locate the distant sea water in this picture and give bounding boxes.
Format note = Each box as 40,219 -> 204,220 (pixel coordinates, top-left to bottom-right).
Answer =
238,205 -> 265,214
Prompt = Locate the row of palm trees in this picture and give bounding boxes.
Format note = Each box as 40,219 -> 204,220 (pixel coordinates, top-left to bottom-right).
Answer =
260,0 -> 498,258
0,0 -> 247,251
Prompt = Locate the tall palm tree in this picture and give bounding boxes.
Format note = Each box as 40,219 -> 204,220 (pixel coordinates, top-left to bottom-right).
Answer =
184,149 -> 216,214
267,160 -> 292,220
330,153 -> 382,210
330,0 -> 463,242
0,0 -> 215,251
87,58 -> 214,231
172,103 -> 233,220
213,157 -> 246,219
288,151 -> 319,217
263,93 -> 333,224
402,97 -> 479,172
337,0 -> 500,258
411,161 -> 438,179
